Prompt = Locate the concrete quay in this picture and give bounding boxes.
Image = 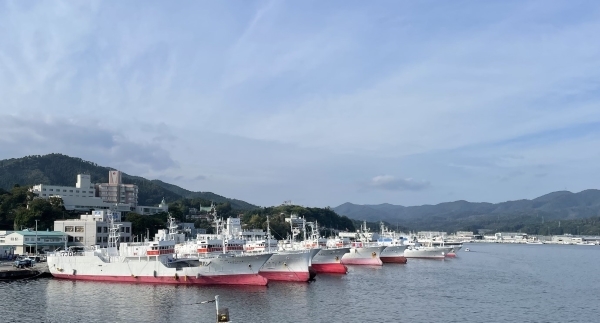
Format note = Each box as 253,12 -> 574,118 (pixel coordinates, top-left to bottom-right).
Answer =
0,261 -> 50,280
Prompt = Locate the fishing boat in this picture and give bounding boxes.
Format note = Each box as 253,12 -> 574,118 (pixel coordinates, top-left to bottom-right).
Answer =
403,242 -> 446,259
48,215 -> 271,285
377,222 -> 408,264
294,220 -> 349,274
339,222 -> 385,266
246,216 -> 315,282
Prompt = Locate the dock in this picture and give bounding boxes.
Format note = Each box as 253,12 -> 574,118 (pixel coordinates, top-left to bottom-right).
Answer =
0,261 -> 50,281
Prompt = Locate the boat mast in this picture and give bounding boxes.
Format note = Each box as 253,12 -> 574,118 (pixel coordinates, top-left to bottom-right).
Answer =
266,215 -> 272,253
302,217 -> 307,242
108,211 -> 121,249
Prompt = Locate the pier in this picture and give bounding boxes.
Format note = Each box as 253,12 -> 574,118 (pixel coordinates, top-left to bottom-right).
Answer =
0,261 -> 50,280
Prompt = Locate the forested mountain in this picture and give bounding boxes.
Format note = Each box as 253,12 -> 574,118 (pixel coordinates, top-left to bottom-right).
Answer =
334,190 -> 600,233
0,154 -> 257,210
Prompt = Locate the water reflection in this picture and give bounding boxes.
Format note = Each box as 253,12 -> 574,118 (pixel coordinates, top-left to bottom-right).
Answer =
3,244 -> 600,322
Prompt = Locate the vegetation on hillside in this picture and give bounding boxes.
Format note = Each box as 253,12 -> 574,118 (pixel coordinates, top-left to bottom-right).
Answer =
335,190 -> 600,233
0,186 -> 73,231
0,153 -> 257,210
240,205 -> 355,240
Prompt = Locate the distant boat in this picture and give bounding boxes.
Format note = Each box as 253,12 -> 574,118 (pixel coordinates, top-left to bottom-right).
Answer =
526,241 -> 544,245
464,248 -> 470,252
576,242 -> 596,246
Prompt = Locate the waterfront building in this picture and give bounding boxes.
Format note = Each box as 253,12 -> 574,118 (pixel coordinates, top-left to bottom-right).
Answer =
495,232 -> 528,243
0,230 -> 67,255
54,210 -> 132,247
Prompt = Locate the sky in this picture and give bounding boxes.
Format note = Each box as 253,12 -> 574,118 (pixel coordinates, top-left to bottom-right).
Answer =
1,0 -> 600,208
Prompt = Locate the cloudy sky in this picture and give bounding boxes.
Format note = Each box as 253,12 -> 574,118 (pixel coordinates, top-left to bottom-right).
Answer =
1,0 -> 599,207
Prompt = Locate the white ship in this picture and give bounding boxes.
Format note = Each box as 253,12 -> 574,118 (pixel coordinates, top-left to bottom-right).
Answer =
48,215 -> 271,285
377,222 -> 408,264
301,220 -> 349,274
338,222 -> 385,266
403,242 -> 446,259
247,216 -> 315,282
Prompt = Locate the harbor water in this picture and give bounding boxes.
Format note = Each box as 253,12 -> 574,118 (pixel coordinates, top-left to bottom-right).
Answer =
2,243 -> 600,322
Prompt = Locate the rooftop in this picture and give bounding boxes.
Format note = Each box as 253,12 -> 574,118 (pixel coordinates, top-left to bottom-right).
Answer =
11,230 -> 67,236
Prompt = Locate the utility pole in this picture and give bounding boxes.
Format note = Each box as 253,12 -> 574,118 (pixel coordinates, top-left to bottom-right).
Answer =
35,219 -> 39,256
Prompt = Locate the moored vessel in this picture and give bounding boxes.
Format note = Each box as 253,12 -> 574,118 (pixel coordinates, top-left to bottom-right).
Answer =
403,242 -> 446,259
247,216 -> 314,282
337,222 -> 385,266
378,222 -> 408,264
48,215 -> 271,286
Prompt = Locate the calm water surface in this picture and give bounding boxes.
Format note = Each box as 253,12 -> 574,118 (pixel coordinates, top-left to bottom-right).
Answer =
3,243 -> 600,323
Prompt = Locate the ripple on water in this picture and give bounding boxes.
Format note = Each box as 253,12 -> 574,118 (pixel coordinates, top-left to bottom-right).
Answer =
2,244 -> 600,322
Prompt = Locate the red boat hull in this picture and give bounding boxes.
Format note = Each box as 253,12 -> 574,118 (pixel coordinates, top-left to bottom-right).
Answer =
51,273 -> 268,286
258,271 -> 311,282
341,258 -> 383,266
380,256 -> 408,264
311,263 -> 348,274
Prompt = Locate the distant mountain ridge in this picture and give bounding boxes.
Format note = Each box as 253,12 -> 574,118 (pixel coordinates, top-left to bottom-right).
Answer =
0,154 -> 257,210
334,190 -> 600,232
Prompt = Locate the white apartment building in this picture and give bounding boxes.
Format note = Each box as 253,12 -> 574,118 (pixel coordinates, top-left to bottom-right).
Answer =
31,171 -> 166,214
31,174 -> 96,199
31,174 -> 126,212
54,210 -> 132,247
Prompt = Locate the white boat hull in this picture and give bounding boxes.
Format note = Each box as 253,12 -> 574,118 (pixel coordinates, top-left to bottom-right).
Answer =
404,247 -> 446,259
341,246 -> 385,266
47,252 -> 272,285
259,251 -> 313,282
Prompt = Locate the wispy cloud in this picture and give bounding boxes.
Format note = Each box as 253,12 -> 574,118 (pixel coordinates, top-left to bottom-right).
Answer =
366,175 -> 431,192
0,115 -> 177,172
1,1 -> 599,207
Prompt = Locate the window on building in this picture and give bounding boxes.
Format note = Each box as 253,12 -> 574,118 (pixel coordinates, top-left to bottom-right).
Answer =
76,190 -> 79,193
97,237 -> 102,243
43,194 -> 46,196
74,237 -> 84,242
103,227 -> 108,233
125,227 -> 130,233
65,226 -> 74,232
69,190 -> 73,192
75,226 -> 84,232
49,189 -> 53,191
43,188 -> 46,191
97,227 -> 102,233
68,236 -> 74,242
120,227 -> 124,232
63,190 -> 67,192
103,237 -> 108,242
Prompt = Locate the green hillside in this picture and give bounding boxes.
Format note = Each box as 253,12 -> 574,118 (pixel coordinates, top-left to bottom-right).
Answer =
334,190 -> 600,233
0,154 -> 257,210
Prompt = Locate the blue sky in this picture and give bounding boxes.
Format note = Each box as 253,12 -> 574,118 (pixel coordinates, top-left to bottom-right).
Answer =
1,0 -> 600,207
